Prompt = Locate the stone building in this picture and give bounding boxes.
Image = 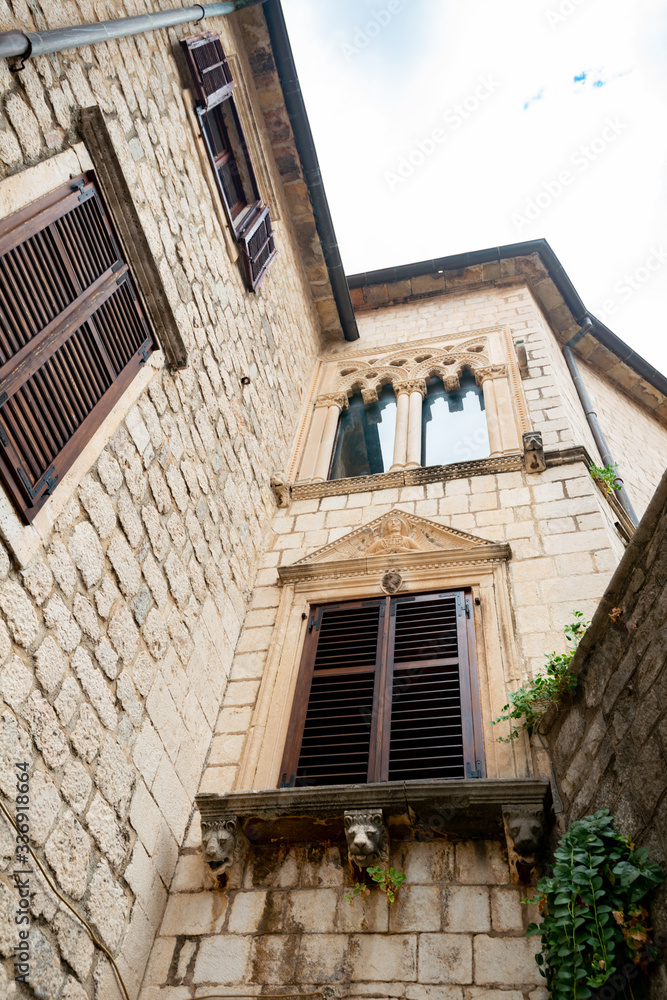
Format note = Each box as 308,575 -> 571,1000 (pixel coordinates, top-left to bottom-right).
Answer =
0,2 -> 664,1000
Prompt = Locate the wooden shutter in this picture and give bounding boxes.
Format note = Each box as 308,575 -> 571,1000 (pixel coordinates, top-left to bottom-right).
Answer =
237,205 -> 277,291
280,591 -> 485,787
0,175 -> 156,522
182,32 -> 235,109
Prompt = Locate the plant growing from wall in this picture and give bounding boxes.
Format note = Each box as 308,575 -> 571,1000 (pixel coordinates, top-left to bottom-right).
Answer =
589,462 -> 622,495
491,610 -> 589,742
345,865 -> 407,905
525,809 -> 665,999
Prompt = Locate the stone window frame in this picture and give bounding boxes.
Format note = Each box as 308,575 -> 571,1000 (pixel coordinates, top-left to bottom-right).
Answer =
293,327 -> 531,492
0,146 -> 165,568
235,532 -> 532,794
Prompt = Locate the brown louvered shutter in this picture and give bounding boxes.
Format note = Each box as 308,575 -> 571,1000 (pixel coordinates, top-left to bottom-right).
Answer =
237,205 -> 277,291
182,32 -> 235,109
0,175 -> 156,522
280,591 -> 485,787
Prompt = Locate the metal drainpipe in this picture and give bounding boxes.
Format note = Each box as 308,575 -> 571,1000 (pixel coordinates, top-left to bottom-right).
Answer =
563,318 -> 639,527
0,1 -> 265,60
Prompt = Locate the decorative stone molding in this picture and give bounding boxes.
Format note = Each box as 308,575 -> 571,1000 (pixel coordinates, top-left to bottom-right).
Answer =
396,378 -> 427,397
523,431 -> 547,473
361,387 -> 379,404
344,810 -> 390,869
474,364 -> 507,385
381,569 -> 402,594
316,392 -> 349,410
270,472 -> 292,507
443,375 -> 460,391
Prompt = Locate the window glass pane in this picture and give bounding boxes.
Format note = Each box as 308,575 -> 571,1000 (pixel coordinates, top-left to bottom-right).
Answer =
329,385 -> 397,480
422,371 -> 490,467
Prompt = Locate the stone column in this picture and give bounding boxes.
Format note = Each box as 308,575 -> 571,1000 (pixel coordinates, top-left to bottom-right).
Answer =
405,380 -> 426,470
311,393 -> 348,482
476,366 -> 504,457
298,402 -> 329,482
389,384 -> 410,471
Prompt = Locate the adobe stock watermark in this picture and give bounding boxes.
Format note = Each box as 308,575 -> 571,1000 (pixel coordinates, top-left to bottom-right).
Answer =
385,75 -> 501,191
511,116 -> 627,233
340,1 -> 403,63
595,246 -> 667,324
545,0 -> 589,29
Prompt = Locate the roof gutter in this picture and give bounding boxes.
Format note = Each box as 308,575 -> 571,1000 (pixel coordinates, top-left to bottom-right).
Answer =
262,0 -> 359,341
0,1 -> 265,59
347,238 -> 667,397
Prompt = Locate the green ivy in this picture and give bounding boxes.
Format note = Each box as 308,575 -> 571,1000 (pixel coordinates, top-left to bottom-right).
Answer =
345,865 -> 407,905
589,462 -> 622,494
491,610 -> 589,742
525,809 -> 665,999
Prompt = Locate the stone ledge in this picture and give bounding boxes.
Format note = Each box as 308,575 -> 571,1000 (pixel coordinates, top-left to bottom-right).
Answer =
196,777 -> 552,845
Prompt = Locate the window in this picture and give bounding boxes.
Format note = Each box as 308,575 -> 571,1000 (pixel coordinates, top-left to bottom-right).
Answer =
329,386 -> 397,480
182,32 -> 277,291
0,174 -> 156,523
280,591 -> 485,787
422,371 -> 490,467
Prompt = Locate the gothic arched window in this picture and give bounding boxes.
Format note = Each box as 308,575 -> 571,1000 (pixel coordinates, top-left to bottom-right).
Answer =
421,371 -> 490,467
330,385 -> 397,480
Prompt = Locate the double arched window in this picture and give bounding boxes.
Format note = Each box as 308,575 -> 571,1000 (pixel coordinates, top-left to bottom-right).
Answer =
328,371 -> 490,481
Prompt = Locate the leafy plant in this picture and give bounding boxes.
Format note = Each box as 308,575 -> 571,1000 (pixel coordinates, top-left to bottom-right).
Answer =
525,809 -> 665,999
345,865 -> 407,905
491,610 -> 589,742
590,462 -> 622,495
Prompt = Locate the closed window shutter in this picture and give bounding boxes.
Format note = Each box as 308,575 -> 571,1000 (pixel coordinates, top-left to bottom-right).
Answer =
182,32 -> 235,109
0,175 -> 156,522
237,205 -> 277,291
280,591 -> 484,787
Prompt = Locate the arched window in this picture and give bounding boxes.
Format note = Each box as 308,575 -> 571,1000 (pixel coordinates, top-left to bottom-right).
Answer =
421,371 -> 489,467
330,385 -> 397,480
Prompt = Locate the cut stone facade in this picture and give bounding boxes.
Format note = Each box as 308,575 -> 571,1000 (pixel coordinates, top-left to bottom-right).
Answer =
0,4 -> 664,1000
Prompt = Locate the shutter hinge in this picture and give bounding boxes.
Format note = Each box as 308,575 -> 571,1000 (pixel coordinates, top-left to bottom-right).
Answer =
390,601 -> 397,616
111,260 -> 124,273
465,599 -> 471,619
308,611 -> 321,633
137,342 -> 151,364
18,464 -> 58,500
379,602 -> 386,618
71,178 -> 92,203
466,760 -> 483,779
0,426 -> 7,448
456,594 -> 464,617
280,773 -> 296,789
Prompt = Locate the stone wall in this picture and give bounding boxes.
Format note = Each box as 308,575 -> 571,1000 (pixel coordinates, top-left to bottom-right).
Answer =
0,6 -> 326,999
141,830 -> 548,1000
545,467 -> 667,998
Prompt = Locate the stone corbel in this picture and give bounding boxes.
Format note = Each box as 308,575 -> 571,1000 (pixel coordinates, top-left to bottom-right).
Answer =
201,818 -> 244,888
443,375 -> 460,391
344,809 -> 390,870
523,430 -> 547,473
362,387 -> 379,404
270,472 -> 292,508
502,805 -> 545,883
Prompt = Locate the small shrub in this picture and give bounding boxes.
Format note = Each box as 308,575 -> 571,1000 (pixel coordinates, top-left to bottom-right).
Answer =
590,462 -> 622,495
491,611 -> 589,742
345,865 -> 407,905
525,809 -> 665,999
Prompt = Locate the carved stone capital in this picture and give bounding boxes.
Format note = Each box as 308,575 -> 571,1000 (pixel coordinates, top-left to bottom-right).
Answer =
361,387 -> 379,404
523,430 -> 546,473
443,375 -> 460,391
270,472 -> 291,508
344,809 -> 389,869
316,392 -> 348,410
475,364 -> 507,385
395,379 -> 426,398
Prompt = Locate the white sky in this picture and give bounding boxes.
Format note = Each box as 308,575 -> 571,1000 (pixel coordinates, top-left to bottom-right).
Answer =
281,0 -> 667,375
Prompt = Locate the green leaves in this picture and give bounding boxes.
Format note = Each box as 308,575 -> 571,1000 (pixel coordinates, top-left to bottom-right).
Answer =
524,809 -> 665,998
589,462 -> 622,493
491,611 -> 589,742
344,865 -> 407,906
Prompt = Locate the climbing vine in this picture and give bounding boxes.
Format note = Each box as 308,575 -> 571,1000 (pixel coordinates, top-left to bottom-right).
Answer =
525,810 -> 665,999
589,462 -> 622,495
491,610 -> 589,742
345,865 -> 407,905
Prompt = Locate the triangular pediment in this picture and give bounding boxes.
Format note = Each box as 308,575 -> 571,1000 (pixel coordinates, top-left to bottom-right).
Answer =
291,511 -> 499,565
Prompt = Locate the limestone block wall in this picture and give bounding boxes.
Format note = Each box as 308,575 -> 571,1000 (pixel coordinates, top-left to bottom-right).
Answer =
545,468 -> 667,999
0,7 -> 327,1000
578,361 -> 667,516
141,831 -> 547,1000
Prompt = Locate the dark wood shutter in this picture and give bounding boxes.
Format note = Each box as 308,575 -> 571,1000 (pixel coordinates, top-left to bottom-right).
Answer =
182,32 -> 235,109
280,590 -> 485,787
237,205 -> 277,291
0,175 -> 156,522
